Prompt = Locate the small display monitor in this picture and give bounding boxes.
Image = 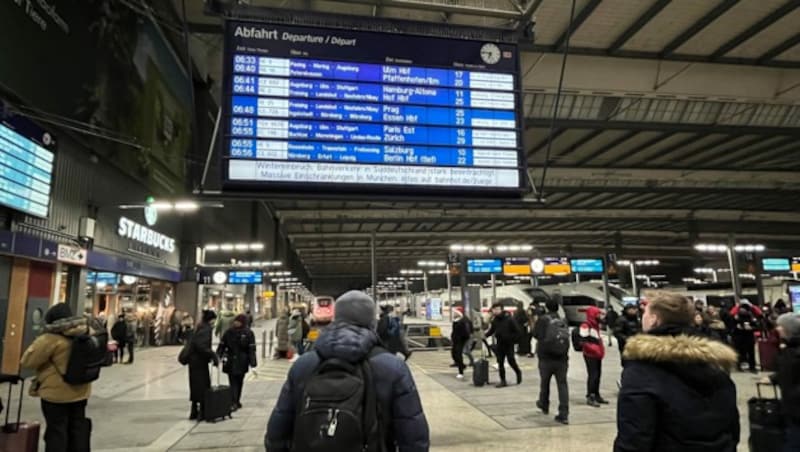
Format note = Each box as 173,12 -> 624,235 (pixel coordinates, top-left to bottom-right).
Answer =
570,258 -> 604,274
466,258 -> 503,274
792,257 -> 800,273
762,258 -> 791,272
544,257 -> 571,275
789,285 -> 800,313
228,271 -> 263,284
503,257 -> 531,276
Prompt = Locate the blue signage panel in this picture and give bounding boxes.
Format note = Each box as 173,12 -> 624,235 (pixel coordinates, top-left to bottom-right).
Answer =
228,270 -> 263,284
762,258 -> 791,272
0,118 -> 54,218
222,21 -> 524,194
570,258 -> 605,274
466,258 -> 503,274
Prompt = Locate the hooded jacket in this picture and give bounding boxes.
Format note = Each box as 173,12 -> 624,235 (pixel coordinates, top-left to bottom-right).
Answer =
21,316 -> 93,403
579,306 -> 605,359
265,322 -> 429,452
614,325 -> 740,452
215,310 -> 237,337
770,336 -> 800,424
486,310 -> 520,344
287,310 -> 303,343
613,310 -> 641,351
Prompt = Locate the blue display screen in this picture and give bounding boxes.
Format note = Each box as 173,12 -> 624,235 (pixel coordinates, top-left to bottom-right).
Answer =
228,271 -> 263,284
0,122 -> 54,218
87,271 -> 119,286
570,258 -> 605,274
467,258 -> 503,274
762,258 -> 791,272
223,22 -> 523,192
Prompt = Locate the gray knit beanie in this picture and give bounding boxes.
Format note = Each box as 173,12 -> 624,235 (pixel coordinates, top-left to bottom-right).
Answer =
335,291 -> 378,329
777,313 -> 800,340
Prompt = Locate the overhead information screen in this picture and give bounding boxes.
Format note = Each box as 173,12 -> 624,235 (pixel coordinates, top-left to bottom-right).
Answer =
228,271 -> 264,284
762,258 -> 791,272
467,258 -> 503,274
0,120 -> 54,218
222,21 -> 523,195
570,258 -> 604,274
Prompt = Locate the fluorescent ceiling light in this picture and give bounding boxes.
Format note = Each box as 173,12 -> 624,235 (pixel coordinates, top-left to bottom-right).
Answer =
205,244 -> 220,251
234,243 -> 249,251
174,201 -> 199,211
249,243 -> 265,250
220,244 -> 234,251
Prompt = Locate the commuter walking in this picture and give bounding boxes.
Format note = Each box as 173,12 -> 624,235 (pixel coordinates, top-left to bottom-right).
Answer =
732,299 -> 760,372
245,309 -> 254,328
469,308 -> 492,359
766,313 -> 800,451
579,306 -> 607,406
124,310 -> 136,364
275,311 -> 290,359
215,309 -> 236,338
533,299 -> 570,425
288,309 -> 304,356
188,310 -> 219,421
110,314 -> 128,364
614,293 -> 739,452
217,314 -> 257,411
513,302 -> 532,357
486,303 -> 522,388
613,301 -> 641,356
378,305 -> 411,360
265,291 -> 430,452
450,313 -> 472,380
20,304 -> 94,452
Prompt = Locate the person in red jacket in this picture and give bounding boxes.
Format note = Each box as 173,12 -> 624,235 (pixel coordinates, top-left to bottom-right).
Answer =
580,306 -> 607,407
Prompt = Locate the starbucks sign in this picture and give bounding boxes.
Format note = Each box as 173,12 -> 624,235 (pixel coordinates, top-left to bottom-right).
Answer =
117,216 -> 176,253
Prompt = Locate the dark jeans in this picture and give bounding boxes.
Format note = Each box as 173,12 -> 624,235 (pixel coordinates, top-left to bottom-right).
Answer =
41,399 -> 90,452
734,332 -> 756,370
538,358 -> 569,417
228,373 -> 246,405
463,339 -> 476,367
495,341 -> 521,383
785,422 -> 800,452
125,340 -> 135,363
584,356 -> 602,397
451,340 -> 467,374
115,341 -> 126,362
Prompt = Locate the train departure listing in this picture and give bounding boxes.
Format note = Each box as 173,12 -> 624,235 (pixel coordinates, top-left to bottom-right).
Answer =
223,22 -> 523,192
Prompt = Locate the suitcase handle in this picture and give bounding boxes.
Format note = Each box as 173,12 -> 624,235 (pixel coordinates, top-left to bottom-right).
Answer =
3,377 -> 25,433
756,382 -> 779,400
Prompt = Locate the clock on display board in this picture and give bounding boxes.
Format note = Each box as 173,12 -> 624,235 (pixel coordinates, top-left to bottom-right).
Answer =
480,43 -> 501,65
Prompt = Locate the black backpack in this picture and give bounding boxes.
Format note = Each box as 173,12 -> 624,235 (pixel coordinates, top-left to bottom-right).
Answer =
292,348 -> 387,452
571,327 -> 584,352
539,316 -> 570,357
61,333 -> 108,385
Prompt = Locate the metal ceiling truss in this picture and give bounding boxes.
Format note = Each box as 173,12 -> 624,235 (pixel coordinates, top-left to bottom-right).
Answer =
524,118 -> 800,138
708,1 -> 800,61
606,0 -> 671,53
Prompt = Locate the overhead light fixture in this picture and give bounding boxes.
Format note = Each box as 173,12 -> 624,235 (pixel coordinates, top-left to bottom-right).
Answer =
694,268 -> 714,274
174,201 -> 199,211
695,244 -> 728,253
400,269 -> 424,275
205,244 -> 220,251
635,260 -> 660,266
249,243 -> 265,251
234,243 -> 249,251
734,244 -> 765,253
417,261 -> 446,267
616,260 -> 631,266
495,244 -> 533,253
220,244 -> 234,251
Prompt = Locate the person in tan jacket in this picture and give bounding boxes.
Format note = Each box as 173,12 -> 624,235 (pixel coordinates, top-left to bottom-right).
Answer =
21,303 -> 92,452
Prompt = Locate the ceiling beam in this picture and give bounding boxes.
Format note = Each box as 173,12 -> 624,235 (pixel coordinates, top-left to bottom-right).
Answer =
574,131 -> 639,166
524,118 -> 800,137
660,0 -> 740,57
757,32 -> 800,63
289,230 -> 688,241
336,0 -> 523,18
603,132 -> 672,166
607,0 -> 672,53
700,136 -> 796,167
552,0 -> 601,49
709,1 -> 800,60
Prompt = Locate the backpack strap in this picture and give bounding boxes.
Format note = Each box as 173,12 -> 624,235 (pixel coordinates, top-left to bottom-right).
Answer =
362,346 -> 389,452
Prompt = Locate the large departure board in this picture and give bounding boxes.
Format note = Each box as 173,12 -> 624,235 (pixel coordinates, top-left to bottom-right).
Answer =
0,119 -> 54,218
222,21 -> 524,194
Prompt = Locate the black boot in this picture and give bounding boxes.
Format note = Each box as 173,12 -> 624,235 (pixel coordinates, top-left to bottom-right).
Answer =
495,380 -> 508,388
189,403 -> 199,420
516,371 -> 522,385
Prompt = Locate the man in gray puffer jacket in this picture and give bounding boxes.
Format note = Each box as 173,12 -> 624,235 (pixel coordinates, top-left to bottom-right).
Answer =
265,290 -> 430,452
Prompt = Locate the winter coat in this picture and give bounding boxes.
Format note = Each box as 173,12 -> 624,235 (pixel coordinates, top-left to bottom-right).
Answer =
533,312 -> 568,361
110,319 -> 128,343
613,313 -> 641,352
579,306 -> 605,359
215,311 -> 237,337
21,316 -> 93,403
377,314 -> 406,355
486,311 -> 520,344
513,309 -> 530,334
287,313 -> 303,343
614,325 -> 740,452
451,317 -> 472,344
265,322 -> 430,452
470,313 -> 486,340
188,322 -> 218,402
769,337 -> 800,425
217,326 -> 257,376
275,315 -> 290,352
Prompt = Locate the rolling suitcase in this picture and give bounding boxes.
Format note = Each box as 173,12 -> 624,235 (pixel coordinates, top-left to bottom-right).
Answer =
204,368 -> 233,423
0,376 -> 40,452
748,382 -> 784,452
472,344 -> 490,387
757,338 -> 779,372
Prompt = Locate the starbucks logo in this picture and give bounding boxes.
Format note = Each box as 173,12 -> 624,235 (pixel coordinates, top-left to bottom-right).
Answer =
144,204 -> 158,226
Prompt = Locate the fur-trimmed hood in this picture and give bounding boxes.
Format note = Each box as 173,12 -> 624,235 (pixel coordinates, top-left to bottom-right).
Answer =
43,316 -> 89,337
623,333 -> 738,393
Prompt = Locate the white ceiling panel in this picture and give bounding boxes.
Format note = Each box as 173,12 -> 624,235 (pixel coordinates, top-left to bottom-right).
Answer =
569,0 -> 654,49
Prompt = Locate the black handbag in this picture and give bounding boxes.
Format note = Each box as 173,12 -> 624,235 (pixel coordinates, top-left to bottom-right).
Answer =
748,382 -> 783,429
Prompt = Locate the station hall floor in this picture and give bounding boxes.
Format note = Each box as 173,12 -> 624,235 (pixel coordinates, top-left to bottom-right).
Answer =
12,320 -> 763,452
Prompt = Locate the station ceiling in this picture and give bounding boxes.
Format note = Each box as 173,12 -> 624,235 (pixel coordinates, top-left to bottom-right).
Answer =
176,0 -> 800,286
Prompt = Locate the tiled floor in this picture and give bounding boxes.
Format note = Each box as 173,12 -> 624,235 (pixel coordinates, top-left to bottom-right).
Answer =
11,322 -> 765,451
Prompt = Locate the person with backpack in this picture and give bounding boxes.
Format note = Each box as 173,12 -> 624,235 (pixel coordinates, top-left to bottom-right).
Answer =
450,313 -> 473,380
614,293 -> 739,452
21,303 -> 98,452
110,314 -> 128,364
217,314 -> 257,411
731,299 -> 761,372
188,310 -> 219,421
579,306 -> 608,407
513,302 -> 532,357
265,290 -> 429,452
485,303 -> 522,388
288,309 -> 304,357
613,301 -> 641,356
765,313 -> 800,451
533,298 -> 570,425
378,305 -> 411,360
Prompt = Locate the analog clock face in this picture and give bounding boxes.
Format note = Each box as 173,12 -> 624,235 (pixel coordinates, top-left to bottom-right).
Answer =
480,43 -> 501,65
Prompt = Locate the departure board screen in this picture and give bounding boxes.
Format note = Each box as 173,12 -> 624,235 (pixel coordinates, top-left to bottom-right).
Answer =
222,21 -> 524,194
0,120 -> 54,218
